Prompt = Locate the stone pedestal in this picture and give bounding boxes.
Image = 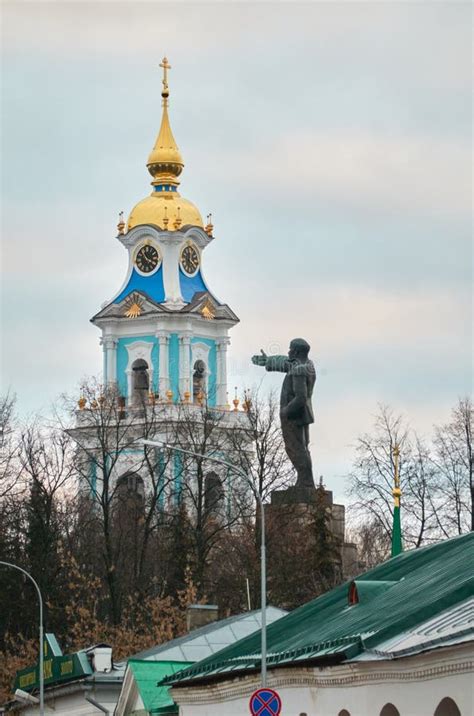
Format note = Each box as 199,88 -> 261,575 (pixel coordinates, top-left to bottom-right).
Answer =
268,484 -> 359,580
271,486 -> 333,508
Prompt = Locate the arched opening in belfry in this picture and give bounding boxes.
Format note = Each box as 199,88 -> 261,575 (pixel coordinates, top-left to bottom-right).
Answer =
204,471 -> 224,516
132,359 -> 149,404
193,359 -> 206,403
116,472 -> 145,501
338,711 -> 351,716
380,705 -> 400,716
434,698 -> 461,716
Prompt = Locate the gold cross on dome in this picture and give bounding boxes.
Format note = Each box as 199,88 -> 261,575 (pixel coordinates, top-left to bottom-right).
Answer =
160,57 -> 171,91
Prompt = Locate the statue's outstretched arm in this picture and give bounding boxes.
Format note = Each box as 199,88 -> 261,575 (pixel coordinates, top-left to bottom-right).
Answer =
264,355 -> 290,373
251,351 -> 289,372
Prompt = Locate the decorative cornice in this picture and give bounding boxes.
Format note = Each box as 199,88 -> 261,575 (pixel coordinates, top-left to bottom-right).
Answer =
118,225 -> 162,249
171,648 -> 474,705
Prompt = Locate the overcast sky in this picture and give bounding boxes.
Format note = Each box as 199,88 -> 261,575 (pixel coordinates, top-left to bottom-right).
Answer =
1,1 -> 472,501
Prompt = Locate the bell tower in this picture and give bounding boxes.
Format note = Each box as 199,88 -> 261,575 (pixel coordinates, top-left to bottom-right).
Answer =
91,58 -> 238,407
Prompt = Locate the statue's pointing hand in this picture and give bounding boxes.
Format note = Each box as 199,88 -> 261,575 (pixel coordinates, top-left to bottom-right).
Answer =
251,349 -> 268,367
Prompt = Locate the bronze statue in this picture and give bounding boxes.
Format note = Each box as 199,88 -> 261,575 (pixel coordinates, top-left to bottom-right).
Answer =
252,338 -> 316,489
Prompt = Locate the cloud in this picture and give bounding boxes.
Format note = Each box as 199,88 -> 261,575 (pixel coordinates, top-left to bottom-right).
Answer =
1,0 -> 471,497
200,130 -> 470,219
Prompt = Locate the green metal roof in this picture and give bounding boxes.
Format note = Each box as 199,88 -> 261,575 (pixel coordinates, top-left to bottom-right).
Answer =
165,532 -> 474,686
127,660 -> 192,713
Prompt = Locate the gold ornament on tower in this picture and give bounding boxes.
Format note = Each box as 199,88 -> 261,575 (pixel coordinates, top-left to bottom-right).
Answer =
233,386 -> 240,412
127,57 -> 204,232
242,390 -> 252,412
124,292 -> 145,319
200,299 -> 216,321
392,443 -> 402,507
166,389 -> 173,403
173,206 -> 182,230
197,389 -> 205,407
117,211 -> 125,235
205,213 -> 214,236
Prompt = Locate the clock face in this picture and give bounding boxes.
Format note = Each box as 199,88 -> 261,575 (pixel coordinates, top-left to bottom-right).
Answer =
135,244 -> 160,274
181,244 -> 200,276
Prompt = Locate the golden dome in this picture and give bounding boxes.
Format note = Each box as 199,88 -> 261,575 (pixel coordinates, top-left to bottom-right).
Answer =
127,57 -> 203,232
128,193 -> 203,231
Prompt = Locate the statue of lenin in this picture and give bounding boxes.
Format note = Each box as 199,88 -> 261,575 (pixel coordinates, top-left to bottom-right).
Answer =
252,338 -> 316,489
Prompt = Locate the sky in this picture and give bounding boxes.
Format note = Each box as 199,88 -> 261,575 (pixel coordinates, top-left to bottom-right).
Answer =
1,1 -> 472,502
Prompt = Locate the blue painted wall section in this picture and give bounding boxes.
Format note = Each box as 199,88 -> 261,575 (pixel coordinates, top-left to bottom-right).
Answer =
179,268 -> 207,303
168,333 -> 180,401
114,266 -> 165,304
116,335 -> 159,398
192,337 -> 217,406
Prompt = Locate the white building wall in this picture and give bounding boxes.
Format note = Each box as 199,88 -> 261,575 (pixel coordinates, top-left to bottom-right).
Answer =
172,643 -> 473,716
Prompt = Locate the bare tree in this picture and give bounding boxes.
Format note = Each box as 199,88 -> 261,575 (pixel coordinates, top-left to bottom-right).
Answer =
432,397 -> 473,533
348,404 -> 439,548
229,389 -> 294,502
0,393 -> 21,499
63,380 -> 175,623
346,517 -> 391,569
168,399 -> 252,600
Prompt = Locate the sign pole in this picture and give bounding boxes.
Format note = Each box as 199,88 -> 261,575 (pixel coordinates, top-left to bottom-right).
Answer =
259,493 -> 267,688
0,561 -> 44,716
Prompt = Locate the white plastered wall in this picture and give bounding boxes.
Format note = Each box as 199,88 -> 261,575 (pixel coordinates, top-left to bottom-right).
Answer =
172,643 -> 473,716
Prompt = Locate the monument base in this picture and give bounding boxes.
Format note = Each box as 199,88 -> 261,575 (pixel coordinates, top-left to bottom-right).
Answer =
271,485 -> 333,507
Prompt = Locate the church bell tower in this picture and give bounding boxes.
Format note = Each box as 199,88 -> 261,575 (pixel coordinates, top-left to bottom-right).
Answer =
91,58 -> 238,407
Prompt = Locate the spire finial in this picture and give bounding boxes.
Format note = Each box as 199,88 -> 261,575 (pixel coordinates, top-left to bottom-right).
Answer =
117,210 -> 125,236
391,443 -> 403,557
159,56 -> 172,107
147,56 -> 184,189
205,212 -> 214,236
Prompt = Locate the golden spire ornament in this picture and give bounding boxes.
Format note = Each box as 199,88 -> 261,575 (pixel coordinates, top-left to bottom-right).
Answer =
147,56 -> 184,188
117,210 -> 125,235
392,443 -> 402,508
160,56 -> 171,105
205,213 -> 214,236
233,386 -> 240,412
173,205 -> 182,230
391,443 -> 403,557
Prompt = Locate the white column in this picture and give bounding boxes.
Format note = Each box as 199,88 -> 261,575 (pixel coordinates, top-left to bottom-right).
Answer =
101,336 -> 118,385
157,331 -> 170,398
216,337 -> 230,407
179,333 -> 191,399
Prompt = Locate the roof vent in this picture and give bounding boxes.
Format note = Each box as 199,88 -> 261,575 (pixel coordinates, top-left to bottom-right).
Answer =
348,580 -> 397,606
186,604 -> 219,632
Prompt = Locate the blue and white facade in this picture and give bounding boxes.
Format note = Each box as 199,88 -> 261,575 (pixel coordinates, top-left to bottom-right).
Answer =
78,61 -> 246,505
92,223 -> 238,408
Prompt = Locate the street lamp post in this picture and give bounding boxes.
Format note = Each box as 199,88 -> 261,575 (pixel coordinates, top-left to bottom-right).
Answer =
0,561 -> 44,716
139,438 -> 268,688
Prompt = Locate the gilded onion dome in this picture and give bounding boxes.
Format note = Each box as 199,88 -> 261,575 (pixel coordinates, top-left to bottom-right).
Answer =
128,58 -> 204,232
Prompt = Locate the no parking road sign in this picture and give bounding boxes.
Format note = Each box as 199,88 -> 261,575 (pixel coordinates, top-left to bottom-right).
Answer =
249,688 -> 282,716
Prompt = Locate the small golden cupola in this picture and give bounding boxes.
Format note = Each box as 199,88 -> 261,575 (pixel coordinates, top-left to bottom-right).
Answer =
127,57 -> 204,231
